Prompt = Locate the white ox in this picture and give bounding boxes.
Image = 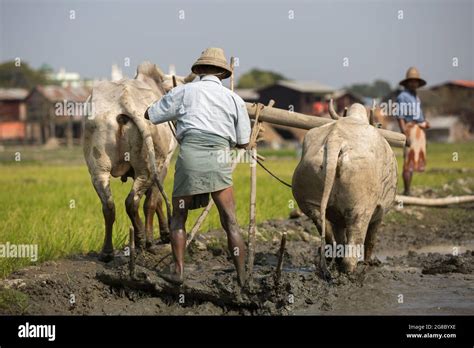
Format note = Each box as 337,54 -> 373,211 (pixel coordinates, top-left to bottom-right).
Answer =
83,62 -> 195,261
292,101 -> 397,278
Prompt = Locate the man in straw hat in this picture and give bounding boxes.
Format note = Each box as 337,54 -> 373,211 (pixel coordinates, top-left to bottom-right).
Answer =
145,48 -> 251,286
395,67 -> 430,196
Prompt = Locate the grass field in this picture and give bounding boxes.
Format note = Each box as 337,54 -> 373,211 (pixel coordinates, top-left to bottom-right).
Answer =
0,142 -> 473,278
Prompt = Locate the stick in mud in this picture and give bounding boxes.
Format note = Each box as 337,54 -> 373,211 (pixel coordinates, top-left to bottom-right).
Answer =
247,146 -> 257,282
274,232 -> 287,287
129,226 -> 135,279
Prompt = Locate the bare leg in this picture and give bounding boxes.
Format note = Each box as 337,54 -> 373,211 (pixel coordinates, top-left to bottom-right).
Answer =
158,196 -> 192,285
403,169 -> 413,196
211,187 -> 246,286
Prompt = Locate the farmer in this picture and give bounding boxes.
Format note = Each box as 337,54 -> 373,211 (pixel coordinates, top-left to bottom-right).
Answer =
395,67 -> 430,196
145,47 -> 251,286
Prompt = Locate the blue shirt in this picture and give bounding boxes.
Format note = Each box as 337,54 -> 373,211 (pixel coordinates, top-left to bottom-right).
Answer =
395,90 -> 424,123
148,75 -> 251,145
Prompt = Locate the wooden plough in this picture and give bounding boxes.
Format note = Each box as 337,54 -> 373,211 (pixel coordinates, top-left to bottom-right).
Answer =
119,58 -> 460,297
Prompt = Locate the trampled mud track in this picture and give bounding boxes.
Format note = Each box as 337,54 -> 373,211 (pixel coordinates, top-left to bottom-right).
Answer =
1,202 -> 473,315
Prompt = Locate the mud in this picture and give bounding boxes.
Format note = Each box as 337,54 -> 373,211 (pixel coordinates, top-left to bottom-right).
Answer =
1,201 -> 473,315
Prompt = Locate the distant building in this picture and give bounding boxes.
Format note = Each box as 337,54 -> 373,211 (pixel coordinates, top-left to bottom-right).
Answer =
25,85 -> 91,145
0,88 -> 28,141
256,80 -> 334,144
425,116 -> 471,143
426,80 -> 474,132
48,67 -> 82,87
331,89 -> 366,113
258,80 -> 334,115
234,88 -> 259,103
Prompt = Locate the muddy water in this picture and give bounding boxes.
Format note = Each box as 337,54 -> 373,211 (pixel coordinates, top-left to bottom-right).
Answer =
376,243 -> 474,261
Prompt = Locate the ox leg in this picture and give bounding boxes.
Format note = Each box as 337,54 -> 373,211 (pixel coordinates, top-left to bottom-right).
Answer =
125,175 -> 150,250
341,216 -> 371,273
309,213 -> 333,281
364,219 -> 382,261
143,186 -> 158,249
307,211 -> 335,245
92,174 -> 115,262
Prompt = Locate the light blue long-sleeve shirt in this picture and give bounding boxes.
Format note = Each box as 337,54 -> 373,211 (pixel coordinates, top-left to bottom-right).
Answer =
395,90 -> 425,123
148,75 -> 251,146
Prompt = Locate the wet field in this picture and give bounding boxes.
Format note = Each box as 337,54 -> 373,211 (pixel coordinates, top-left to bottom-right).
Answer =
1,200 -> 472,315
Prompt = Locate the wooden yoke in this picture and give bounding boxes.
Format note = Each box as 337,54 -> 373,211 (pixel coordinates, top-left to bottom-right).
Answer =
245,102 -> 406,148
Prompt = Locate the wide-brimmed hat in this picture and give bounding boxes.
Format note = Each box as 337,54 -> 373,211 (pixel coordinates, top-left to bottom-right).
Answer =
399,67 -> 427,88
191,47 -> 232,79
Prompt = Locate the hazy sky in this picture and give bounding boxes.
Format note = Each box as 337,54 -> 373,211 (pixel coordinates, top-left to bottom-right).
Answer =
1,0 -> 472,89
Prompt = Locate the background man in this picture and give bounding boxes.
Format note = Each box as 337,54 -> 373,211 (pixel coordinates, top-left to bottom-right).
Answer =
145,47 -> 251,286
396,67 -> 430,196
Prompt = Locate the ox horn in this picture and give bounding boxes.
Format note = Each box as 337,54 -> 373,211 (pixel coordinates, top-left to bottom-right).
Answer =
369,99 -> 376,126
328,99 -> 341,120
184,72 -> 197,83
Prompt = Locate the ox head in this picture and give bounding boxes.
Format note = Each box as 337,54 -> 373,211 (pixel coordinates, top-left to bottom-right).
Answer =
329,99 -> 376,126
135,61 -> 196,94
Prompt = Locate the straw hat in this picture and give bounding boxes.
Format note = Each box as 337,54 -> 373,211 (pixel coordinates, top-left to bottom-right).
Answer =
191,47 -> 232,79
399,67 -> 427,88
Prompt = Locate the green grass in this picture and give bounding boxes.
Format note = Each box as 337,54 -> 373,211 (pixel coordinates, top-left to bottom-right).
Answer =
0,142 -> 473,278
393,142 -> 474,192
0,288 -> 30,314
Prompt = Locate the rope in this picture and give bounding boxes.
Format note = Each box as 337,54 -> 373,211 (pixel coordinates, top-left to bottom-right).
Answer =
168,75 -> 179,143
250,152 -> 293,188
168,120 -> 178,143
248,103 -> 292,188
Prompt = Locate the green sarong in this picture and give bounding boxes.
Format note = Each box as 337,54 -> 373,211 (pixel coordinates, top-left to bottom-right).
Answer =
173,131 -> 233,209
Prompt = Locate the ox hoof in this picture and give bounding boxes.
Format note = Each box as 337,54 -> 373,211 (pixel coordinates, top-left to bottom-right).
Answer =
98,251 -> 114,263
134,239 -> 145,251
339,258 -> 358,273
319,258 -> 333,283
320,268 -> 332,283
157,270 -> 184,286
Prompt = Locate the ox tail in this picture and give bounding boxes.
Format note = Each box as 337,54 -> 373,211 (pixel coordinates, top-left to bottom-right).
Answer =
319,136 -> 343,281
118,86 -> 172,229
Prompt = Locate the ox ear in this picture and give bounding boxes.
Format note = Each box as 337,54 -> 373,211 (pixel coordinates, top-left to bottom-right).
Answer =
183,72 -> 197,83
153,64 -> 166,82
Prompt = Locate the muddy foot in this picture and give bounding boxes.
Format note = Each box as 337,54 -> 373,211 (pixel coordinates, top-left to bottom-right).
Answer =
157,270 -> 184,285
